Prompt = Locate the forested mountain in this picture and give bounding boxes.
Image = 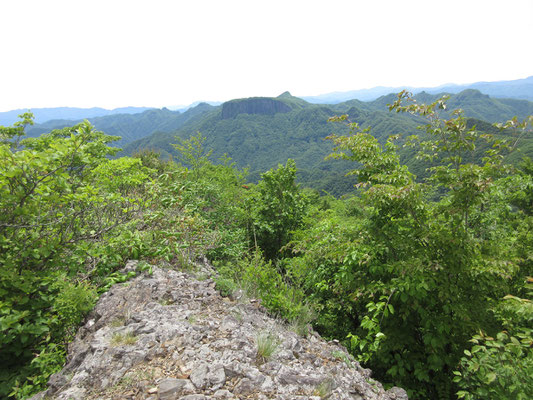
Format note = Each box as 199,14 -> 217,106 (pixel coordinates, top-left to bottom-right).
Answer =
25,103 -> 215,147
3,76 -> 530,127
303,75 -> 533,103
0,106 -> 154,126
343,89 -> 533,123
121,93 -> 423,194
11,90 -> 533,195
122,90 -> 533,193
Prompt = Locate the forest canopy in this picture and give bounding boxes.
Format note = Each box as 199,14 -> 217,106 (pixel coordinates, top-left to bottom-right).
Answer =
0,93 -> 531,399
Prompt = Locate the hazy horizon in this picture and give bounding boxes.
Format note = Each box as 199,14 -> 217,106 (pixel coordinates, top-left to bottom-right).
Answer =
1,74 -> 531,113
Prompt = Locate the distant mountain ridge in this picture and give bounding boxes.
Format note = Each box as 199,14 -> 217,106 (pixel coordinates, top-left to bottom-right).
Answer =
8,89 -> 533,195
2,76 -> 530,126
120,90 -> 533,194
302,75 -> 533,103
24,103 -> 216,147
0,106 -> 155,126
360,89 -> 533,123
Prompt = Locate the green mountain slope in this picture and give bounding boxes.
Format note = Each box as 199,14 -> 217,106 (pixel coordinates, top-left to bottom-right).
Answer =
121,94 -> 424,194
364,90 -> 533,122
0,106 -> 154,126
18,90 -> 532,195
25,103 -> 215,147
123,91 -> 532,194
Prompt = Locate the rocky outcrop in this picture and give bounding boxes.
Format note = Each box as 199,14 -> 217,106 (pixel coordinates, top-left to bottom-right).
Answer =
31,261 -> 407,400
221,98 -> 291,119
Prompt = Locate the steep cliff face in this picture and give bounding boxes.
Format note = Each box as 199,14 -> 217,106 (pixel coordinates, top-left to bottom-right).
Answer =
221,98 -> 292,119
30,261 -> 407,400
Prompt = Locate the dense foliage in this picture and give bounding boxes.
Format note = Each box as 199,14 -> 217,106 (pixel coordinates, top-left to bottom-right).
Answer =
0,93 -> 531,399
300,94 -> 532,399
0,119 -> 150,397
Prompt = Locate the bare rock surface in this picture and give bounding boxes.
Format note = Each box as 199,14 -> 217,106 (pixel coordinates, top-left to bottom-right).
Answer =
31,261 -> 407,400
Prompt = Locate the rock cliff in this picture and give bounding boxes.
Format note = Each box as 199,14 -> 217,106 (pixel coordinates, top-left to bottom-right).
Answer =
31,261 -> 407,400
221,98 -> 291,119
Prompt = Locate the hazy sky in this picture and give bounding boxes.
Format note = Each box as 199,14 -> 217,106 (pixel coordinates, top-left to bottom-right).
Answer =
1,0 -> 531,111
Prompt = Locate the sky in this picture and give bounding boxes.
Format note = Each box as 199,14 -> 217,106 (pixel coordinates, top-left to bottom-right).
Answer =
1,0 -> 532,111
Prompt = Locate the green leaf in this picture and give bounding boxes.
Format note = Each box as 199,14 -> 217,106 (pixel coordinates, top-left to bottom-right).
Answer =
485,372 -> 497,384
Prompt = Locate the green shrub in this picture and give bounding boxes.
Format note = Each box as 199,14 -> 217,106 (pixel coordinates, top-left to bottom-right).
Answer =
241,251 -> 304,320
0,117 -> 148,398
454,280 -> 533,400
214,277 -> 239,298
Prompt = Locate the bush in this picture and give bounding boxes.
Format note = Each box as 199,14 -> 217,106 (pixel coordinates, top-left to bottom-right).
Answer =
454,279 -> 533,400
0,118 -> 148,398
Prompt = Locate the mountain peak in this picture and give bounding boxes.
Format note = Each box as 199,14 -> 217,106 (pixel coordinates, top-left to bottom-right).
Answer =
194,102 -> 212,109
277,91 -> 293,98
455,89 -> 488,99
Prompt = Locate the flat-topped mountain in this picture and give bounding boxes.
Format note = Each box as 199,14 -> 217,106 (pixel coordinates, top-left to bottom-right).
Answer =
222,97 -> 292,119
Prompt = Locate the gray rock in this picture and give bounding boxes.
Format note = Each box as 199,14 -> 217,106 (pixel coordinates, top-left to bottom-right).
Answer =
208,364 -> 226,389
277,365 -> 324,386
55,386 -> 86,400
28,392 -> 49,400
189,362 -> 225,390
159,378 -> 195,399
387,386 -> 409,399
220,316 -> 239,331
233,378 -> 255,395
223,361 -> 243,378
260,375 -> 275,392
47,372 -> 68,390
213,389 -> 234,399
190,363 -> 209,389
30,263 -> 406,400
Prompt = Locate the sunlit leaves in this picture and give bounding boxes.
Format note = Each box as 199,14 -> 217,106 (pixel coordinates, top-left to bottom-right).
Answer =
315,94 -> 533,398
0,116 -> 146,398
